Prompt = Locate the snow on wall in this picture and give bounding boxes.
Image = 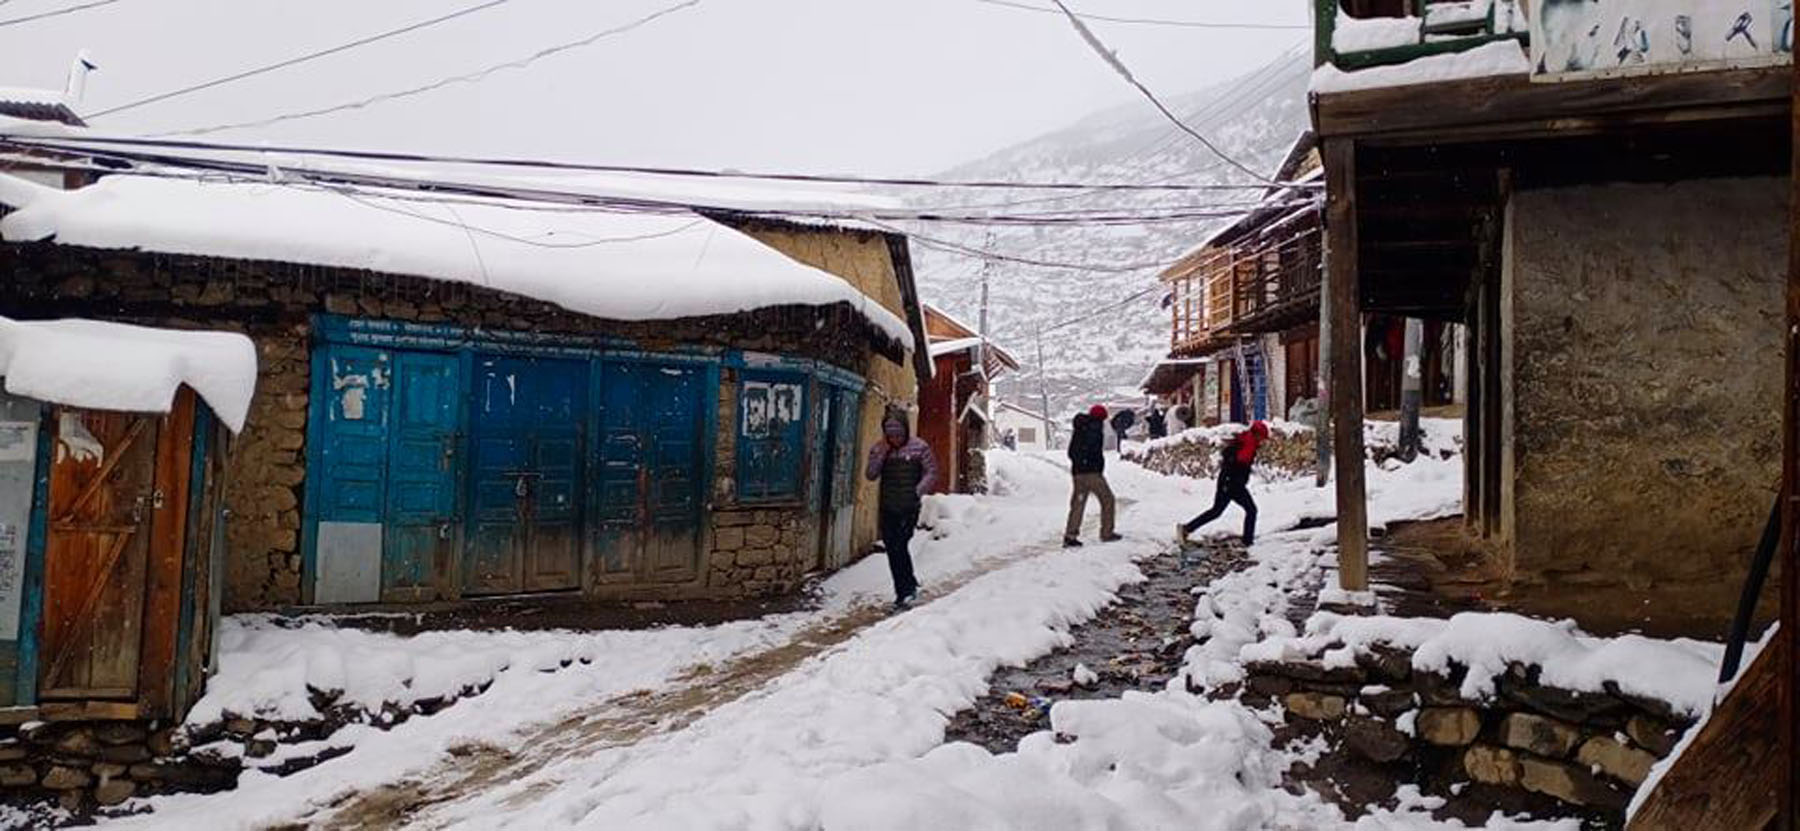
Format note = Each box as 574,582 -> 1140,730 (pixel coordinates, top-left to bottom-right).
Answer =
1311,39 -> 1531,93
0,173 -> 913,349
1333,11 -> 1423,52
0,316 -> 257,431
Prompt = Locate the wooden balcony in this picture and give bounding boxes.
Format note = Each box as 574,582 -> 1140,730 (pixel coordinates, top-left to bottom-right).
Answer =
1314,0 -> 1527,71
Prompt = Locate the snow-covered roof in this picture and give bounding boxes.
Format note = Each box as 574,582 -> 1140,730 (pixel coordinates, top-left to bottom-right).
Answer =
0,316 -> 257,431
0,172 -> 914,349
0,87 -> 83,126
1310,39 -> 1530,94
926,335 -> 1019,369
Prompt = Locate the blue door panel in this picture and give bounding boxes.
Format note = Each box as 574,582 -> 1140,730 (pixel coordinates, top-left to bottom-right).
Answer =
317,347 -> 392,523
589,362 -> 705,583
464,355 -> 587,595
382,351 -> 461,601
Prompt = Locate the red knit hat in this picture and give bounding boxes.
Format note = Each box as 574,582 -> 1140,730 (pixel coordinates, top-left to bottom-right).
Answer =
1088,405 -> 1108,419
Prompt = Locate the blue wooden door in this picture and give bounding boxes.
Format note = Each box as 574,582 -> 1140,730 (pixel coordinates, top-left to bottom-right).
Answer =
591,362 -> 707,584
382,352 -> 461,602
465,356 -> 586,595
311,346 -> 393,604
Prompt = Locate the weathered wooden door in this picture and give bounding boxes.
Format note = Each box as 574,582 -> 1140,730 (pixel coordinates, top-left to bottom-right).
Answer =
40,408 -> 161,700
591,362 -> 706,585
382,352 -> 461,602
464,356 -> 586,595
815,387 -> 860,571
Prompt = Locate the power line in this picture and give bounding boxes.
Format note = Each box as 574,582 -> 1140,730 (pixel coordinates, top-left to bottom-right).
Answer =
1045,0 -> 1280,187
155,0 -> 704,136
0,0 -> 119,28
974,0 -> 1307,31
84,0 -> 516,120
0,133 -> 1312,192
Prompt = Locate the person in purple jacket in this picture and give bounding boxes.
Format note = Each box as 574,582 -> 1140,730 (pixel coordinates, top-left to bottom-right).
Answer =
865,406 -> 939,609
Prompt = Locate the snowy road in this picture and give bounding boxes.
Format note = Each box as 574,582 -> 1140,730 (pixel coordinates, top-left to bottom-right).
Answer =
94,435 -> 1579,831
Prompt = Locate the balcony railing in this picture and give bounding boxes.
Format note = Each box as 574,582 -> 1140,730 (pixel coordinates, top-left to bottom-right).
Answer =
1314,0 -> 1528,71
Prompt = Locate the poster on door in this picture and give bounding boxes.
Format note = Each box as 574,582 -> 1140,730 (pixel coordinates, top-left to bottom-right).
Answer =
1531,0 -> 1794,81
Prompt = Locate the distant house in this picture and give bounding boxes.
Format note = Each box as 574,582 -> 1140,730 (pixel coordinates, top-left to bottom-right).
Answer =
992,400 -> 1051,452
0,169 -> 930,613
918,304 -> 1019,493
0,53 -> 96,191
1144,131 -> 1463,426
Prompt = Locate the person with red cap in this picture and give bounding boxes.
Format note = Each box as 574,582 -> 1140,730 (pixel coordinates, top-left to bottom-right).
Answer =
1064,404 -> 1121,547
1178,420 -> 1269,547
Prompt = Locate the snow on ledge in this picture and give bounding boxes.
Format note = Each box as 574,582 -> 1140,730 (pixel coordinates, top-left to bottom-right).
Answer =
1332,11 -> 1421,53
1310,39 -> 1529,94
0,172 -> 914,350
0,316 -> 257,432
1242,610 -> 1725,719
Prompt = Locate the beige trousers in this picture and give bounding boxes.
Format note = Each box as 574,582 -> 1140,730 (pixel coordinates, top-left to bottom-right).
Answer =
1064,473 -> 1116,539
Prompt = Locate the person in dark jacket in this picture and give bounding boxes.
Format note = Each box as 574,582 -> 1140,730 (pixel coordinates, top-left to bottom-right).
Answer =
1064,405 -> 1121,547
865,407 -> 939,609
1178,420 -> 1269,547
1109,408 -> 1136,446
1146,405 -> 1168,439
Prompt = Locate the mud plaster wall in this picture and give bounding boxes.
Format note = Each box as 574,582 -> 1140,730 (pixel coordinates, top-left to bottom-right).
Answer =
0,242 -> 889,611
1506,177 -> 1785,626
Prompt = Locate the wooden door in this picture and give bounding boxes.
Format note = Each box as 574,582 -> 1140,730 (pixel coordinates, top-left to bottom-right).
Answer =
465,356 -> 586,595
40,408 -> 161,701
382,351 -> 462,602
590,362 -> 706,586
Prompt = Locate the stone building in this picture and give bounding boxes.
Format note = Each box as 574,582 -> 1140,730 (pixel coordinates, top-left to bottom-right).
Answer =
1310,0 -> 1790,633
0,169 -> 930,613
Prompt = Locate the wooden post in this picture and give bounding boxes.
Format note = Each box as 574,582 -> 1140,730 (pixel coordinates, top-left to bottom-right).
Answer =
1781,46 -> 1800,831
1399,317 -> 1424,461
1325,137 -> 1369,592
1316,244 -> 1334,488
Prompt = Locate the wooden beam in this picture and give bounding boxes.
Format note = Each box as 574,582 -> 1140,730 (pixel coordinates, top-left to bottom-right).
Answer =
1626,641 -> 1784,831
1783,47 -> 1800,831
1315,65 -> 1789,141
1325,137 -> 1370,592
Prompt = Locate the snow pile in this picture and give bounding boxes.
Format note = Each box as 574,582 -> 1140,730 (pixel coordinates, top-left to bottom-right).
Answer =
0,316 -> 257,431
1311,39 -> 1530,93
0,173 -> 913,348
1242,612 -> 1726,718
1423,0 -> 1493,29
1334,11 -> 1422,52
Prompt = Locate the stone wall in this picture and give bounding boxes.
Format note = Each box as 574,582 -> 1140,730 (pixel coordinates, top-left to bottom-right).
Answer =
0,719 -> 237,814
0,244 -> 890,611
704,368 -> 819,596
1245,645 -> 1696,819
1505,178 -> 1786,628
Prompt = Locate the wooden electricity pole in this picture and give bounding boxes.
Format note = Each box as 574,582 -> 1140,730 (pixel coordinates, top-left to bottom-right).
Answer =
1324,137 -> 1369,592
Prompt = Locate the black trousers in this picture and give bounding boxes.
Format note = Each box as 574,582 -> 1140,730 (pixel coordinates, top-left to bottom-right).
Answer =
880,506 -> 921,600
1183,473 -> 1257,543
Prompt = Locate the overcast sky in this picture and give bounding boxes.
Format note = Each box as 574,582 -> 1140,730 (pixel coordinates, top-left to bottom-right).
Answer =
2,0 -> 1307,175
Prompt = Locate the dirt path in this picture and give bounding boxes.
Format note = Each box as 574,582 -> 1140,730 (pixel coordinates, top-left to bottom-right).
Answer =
293,536 -> 1076,831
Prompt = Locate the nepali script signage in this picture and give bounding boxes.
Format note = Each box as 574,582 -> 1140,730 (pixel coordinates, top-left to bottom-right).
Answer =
1530,0 -> 1794,81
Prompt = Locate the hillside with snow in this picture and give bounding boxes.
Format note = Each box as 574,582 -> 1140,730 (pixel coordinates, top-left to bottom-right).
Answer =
906,47 -> 1311,419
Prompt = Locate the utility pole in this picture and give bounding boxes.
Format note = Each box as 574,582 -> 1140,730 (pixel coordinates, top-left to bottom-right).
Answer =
1035,323 -> 1054,449
1399,317 -> 1424,461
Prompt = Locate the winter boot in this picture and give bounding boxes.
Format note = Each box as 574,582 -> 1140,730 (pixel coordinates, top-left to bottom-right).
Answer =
1062,536 -> 1083,548
1100,532 -> 1122,543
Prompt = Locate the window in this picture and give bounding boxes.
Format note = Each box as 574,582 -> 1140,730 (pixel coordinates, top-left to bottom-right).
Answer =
1018,427 -> 1036,444
736,372 -> 807,502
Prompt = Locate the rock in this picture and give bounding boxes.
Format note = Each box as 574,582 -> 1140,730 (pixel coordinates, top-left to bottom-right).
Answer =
1246,673 -> 1294,698
1576,736 -> 1657,786
1519,756 -> 1628,810
0,743 -> 26,762
1417,708 -> 1482,746
1356,644 -> 1414,684
0,763 -> 37,786
52,728 -> 101,757
1247,659 -> 1365,685
95,778 -> 137,807
1503,672 -> 1626,723
100,744 -> 152,764
58,789 -> 85,813
1415,672 -> 1471,706
1283,692 -> 1347,721
129,762 -> 238,788
94,724 -> 148,746
1464,744 -> 1523,786
223,718 -> 258,738
1344,716 -> 1409,763
92,762 -> 128,778
1626,715 -> 1681,757
246,738 -> 277,759
1605,682 -> 1690,725
41,765 -> 92,790
1363,688 -> 1418,719
1498,713 -> 1582,758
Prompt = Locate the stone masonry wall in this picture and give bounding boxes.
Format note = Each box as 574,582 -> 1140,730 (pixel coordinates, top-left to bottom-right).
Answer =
704,368 -> 818,596
0,244 -> 882,611
1507,178 -> 1786,629
1245,644 -> 1696,820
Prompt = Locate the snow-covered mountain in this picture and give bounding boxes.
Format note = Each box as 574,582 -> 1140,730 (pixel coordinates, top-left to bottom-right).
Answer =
906,47 -> 1311,421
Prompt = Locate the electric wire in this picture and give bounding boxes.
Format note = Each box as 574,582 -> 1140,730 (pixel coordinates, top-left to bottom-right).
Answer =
974,0 -> 1307,31
0,0 -> 119,28
83,0 -> 517,120
152,0 -> 703,137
